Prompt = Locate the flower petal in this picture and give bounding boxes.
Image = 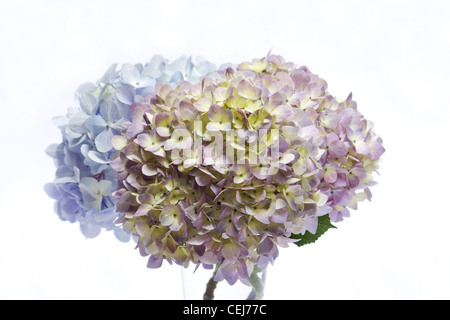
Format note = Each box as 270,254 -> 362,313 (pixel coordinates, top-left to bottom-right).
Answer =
154,112 -> 172,137
206,122 -> 222,131
142,164 -> 158,176
160,204 -> 179,226
98,180 -> 112,196
44,183 -> 62,200
147,255 -> 163,268
272,104 -> 294,122
179,100 -> 199,122
135,203 -> 152,217
237,80 -> 261,100
115,83 -> 136,105
95,128 -> 114,152
111,135 -> 127,150
222,242 -> 241,262
208,104 -> 232,123
80,223 -> 101,239
121,63 -> 141,86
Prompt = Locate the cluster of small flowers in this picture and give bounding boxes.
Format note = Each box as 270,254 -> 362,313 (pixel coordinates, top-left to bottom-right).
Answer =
45,56 -> 217,240
111,54 -> 384,285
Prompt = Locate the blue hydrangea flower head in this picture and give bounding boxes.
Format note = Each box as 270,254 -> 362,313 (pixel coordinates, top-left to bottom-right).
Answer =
45,56 -> 217,241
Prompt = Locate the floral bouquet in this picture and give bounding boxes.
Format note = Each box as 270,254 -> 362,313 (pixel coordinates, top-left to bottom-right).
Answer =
45,54 -> 384,299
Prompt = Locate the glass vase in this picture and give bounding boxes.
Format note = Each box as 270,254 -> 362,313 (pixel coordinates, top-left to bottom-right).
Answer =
181,264 -> 267,300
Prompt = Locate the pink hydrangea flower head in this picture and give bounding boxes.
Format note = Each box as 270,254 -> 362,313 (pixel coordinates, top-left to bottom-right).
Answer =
112,54 -> 384,285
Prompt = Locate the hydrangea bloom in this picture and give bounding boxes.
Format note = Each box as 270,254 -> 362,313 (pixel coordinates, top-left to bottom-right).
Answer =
45,56 -> 217,240
111,54 -> 384,286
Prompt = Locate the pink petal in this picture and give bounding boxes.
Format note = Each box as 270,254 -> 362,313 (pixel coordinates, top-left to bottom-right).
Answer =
271,208 -> 288,223
222,242 -> 241,262
348,173 -> 360,188
135,204 -> 152,217
126,122 -> 145,140
258,237 -> 274,254
369,140 -> 385,160
323,113 -> 340,129
246,206 -> 271,224
163,138 -> 178,151
333,189 -> 353,206
208,104 -> 232,123
156,126 -> 171,137
135,133 -> 152,149
216,263 -> 239,285
176,136 -> 193,149
272,104 -> 295,123
135,220 -> 151,237
179,100 -> 198,122
159,204 -> 178,226
291,70 -> 310,90
195,173 -> 211,187
206,122 -> 222,131
186,234 -> 211,245
355,140 -> 370,156
324,164 -> 338,183
142,164 -> 157,176
237,80 -> 261,100
329,140 -> 348,158
154,112 -> 172,137
147,255 -> 163,268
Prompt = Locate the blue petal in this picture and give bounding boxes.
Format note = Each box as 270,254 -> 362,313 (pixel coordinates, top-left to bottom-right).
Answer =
110,118 -> 127,131
60,183 -> 82,199
194,57 -> 216,75
44,183 -> 62,200
78,93 -> 98,115
45,143 -> 63,159
95,128 -> 113,152
56,199 -> 80,222
53,175 -> 78,184
80,223 -> 101,239
65,129 -> 86,150
93,207 -> 117,224
115,101 -> 132,119
115,83 -> 135,105
97,63 -> 119,84
168,56 -> 193,76
169,71 -> 183,84
69,112 -> 89,134
114,227 -> 131,243
136,84 -> 155,99
218,62 -> 232,70
61,198 -> 83,217
137,77 -> 156,89
145,55 -> 167,78
79,177 -> 99,202
75,82 -> 98,96
99,101 -> 118,124
121,63 -> 141,87
52,116 -> 69,128
54,201 -> 76,223
87,150 -> 110,164
85,115 -> 106,135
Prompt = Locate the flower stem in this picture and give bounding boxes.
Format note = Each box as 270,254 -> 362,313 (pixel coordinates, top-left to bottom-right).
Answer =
203,263 -> 221,300
246,268 -> 267,300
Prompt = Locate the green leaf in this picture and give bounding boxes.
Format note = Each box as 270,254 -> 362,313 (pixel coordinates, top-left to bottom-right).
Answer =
291,215 -> 337,247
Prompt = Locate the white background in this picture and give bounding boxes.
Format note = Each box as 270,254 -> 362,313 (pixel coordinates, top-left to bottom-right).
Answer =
1,0 -> 449,300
